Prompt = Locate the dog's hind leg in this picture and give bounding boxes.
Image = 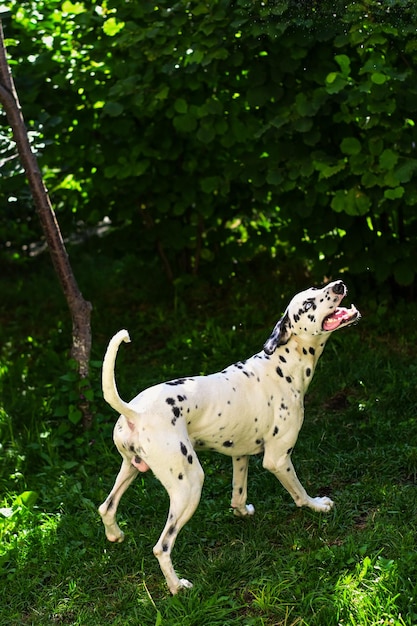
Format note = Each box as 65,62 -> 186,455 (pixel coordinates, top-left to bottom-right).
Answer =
98,458 -> 138,542
231,456 -> 255,517
152,450 -> 204,594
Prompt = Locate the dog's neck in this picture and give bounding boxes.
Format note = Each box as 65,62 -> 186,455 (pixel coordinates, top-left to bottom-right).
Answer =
274,334 -> 329,392
290,333 -> 329,358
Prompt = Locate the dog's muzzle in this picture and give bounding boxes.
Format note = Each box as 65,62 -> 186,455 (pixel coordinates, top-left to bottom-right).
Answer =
322,282 -> 361,331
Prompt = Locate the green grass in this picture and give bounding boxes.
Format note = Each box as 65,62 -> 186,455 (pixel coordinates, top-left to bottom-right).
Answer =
1,248 -> 417,625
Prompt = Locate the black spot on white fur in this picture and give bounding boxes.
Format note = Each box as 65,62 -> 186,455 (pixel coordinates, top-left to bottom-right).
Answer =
166,378 -> 189,386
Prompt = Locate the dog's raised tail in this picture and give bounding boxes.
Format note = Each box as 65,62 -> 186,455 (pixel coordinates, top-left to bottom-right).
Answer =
102,329 -> 138,421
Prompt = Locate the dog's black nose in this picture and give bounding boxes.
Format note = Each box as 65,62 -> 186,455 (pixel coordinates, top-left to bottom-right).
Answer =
332,281 -> 345,295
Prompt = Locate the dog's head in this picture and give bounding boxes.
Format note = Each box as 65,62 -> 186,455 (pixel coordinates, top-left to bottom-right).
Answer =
263,280 -> 360,355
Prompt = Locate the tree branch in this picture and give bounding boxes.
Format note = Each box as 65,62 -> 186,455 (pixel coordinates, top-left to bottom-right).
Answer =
0,18 -> 93,428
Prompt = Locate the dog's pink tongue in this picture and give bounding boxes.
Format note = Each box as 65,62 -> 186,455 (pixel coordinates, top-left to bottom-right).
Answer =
323,307 -> 351,331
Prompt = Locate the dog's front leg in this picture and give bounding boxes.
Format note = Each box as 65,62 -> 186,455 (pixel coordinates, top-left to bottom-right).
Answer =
263,446 -> 334,513
231,456 -> 255,516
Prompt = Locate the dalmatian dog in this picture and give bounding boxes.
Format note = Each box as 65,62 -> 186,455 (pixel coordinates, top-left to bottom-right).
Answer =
99,280 -> 360,594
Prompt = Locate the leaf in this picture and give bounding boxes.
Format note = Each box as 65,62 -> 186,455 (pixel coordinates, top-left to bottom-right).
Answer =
349,153 -> 369,175
266,170 -> 283,186
191,3 -> 210,15
354,190 -> 371,215
317,162 -> 345,179
335,54 -> 351,77
361,171 -> 379,188
325,73 -> 347,94
16,491 -> 38,508
103,17 -> 125,37
330,190 -> 348,213
331,188 -> 370,216
300,160 -> 314,177
103,102 -> 124,117
132,160 -> 150,176
393,159 -> 417,183
60,372 -> 78,382
174,98 -> 188,114
197,125 -> 216,144
379,149 -> 399,170
155,86 -> 170,101
384,186 -> 404,200
294,117 -> 313,132
295,93 -> 314,116
68,406 -> 83,425
62,1 -> 85,15
326,72 -> 338,84
368,137 -> 384,156
200,176 -> 220,193
82,388 -> 95,402
340,137 -> 361,155
371,72 -> 388,85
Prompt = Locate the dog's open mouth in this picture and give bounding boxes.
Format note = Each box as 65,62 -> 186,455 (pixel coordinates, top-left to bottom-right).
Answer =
322,305 -> 360,331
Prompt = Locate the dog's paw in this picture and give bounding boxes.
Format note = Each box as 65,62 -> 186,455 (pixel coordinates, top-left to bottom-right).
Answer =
108,529 -> 125,543
101,521 -> 125,543
309,496 -> 334,513
170,578 -> 193,594
179,578 -> 193,589
233,503 -> 255,517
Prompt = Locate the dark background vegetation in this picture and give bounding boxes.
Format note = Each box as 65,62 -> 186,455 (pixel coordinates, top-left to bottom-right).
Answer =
1,1 -> 417,624
2,0 -> 417,292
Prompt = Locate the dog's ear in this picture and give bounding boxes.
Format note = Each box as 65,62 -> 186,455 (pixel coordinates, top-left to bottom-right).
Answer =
263,311 -> 292,355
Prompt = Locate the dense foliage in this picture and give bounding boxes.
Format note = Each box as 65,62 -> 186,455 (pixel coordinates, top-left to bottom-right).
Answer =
2,0 -> 417,289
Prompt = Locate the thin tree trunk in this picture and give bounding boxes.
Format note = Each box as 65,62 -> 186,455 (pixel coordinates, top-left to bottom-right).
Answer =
0,18 -> 94,429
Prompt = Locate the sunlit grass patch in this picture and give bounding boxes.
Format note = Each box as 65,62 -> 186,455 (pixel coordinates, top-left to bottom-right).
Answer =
334,555 -> 408,625
0,490 -> 41,567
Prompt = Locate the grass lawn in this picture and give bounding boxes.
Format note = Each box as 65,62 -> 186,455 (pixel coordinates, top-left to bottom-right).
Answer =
1,248 -> 417,625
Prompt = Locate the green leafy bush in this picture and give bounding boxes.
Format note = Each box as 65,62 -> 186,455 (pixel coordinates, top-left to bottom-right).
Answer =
2,0 -> 417,288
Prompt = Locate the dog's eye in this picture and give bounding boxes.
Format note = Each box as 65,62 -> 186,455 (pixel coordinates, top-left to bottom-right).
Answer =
304,302 -> 313,311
